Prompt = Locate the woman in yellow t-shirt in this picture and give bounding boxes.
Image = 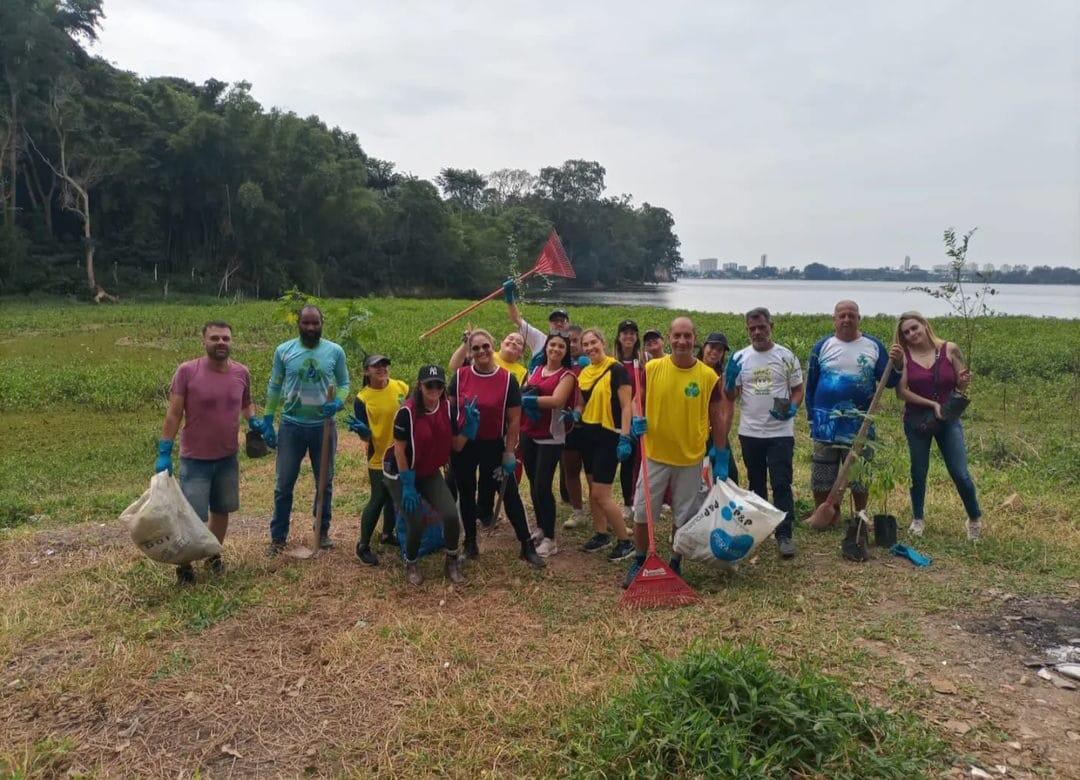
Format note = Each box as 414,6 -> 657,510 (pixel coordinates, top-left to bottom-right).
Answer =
573,328 -> 635,562
347,355 -> 409,566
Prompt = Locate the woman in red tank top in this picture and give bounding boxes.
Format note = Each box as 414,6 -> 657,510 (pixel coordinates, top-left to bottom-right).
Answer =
448,329 -> 545,569
614,320 -> 642,521
519,332 -> 577,556
894,312 -> 982,541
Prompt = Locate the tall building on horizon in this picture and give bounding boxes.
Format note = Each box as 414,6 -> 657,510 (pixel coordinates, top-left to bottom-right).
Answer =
760,254 -> 767,268
698,257 -> 718,273
904,255 -> 911,272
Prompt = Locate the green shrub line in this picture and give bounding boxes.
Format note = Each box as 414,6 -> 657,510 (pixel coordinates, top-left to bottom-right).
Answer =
556,643 -> 947,779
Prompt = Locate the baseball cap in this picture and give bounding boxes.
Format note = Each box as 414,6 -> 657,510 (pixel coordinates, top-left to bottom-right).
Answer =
548,308 -> 569,322
417,364 -> 446,384
617,319 -> 639,333
704,332 -> 729,349
365,354 -> 391,368
643,329 -> 662,340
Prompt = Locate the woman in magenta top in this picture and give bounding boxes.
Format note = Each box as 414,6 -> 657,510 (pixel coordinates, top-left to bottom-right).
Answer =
519,332 -> 577,557
894,311 -> 982,540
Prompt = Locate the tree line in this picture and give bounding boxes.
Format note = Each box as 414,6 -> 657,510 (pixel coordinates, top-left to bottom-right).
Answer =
0,1 -> 682,300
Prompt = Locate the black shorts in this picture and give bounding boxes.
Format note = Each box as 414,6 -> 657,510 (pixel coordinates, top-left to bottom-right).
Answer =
579,425 -> 619,485
563,425 -> 586,453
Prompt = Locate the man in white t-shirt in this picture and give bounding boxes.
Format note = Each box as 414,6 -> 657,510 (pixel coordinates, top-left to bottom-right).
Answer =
719,307 -> 804,558
502,278 -> 571,368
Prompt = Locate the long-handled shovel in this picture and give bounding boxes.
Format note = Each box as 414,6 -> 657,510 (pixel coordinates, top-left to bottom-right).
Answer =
287,385 -> 336,559
806,363 -> 894,530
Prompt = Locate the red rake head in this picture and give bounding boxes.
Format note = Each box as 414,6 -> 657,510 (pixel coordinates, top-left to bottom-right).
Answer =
531,231 -> 576,279
620,553 -> 701,609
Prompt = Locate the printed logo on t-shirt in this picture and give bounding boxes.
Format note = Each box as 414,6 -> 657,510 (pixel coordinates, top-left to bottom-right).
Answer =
750,367 -> 772,395
684,381 -> 700,398
302,358 -> 320,381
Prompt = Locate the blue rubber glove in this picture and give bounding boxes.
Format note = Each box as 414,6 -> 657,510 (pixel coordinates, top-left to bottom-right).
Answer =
501,450 -> 517,477
399,469 -> 420,514
247,416 -> 263,435
708,444 -> 730,482
345,414 -> 371,438
321,398 -> 344,418
769,401 -> 799,421
616,434 -> 633,462
576,355 -> 589,368
630,416 -> 647,438
560,408 -> 581,425
724,353 -> 743,393
461,398 -> 480,440
154,439 -> 174,475
521,394 -> 542,422
502,277 -> 517,304
889,543 -> 932,568
261,414 -> 277,449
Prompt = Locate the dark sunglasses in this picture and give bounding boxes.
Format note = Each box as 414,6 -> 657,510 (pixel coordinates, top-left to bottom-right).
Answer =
422,380 -> 445,390
471,343 -> 493,352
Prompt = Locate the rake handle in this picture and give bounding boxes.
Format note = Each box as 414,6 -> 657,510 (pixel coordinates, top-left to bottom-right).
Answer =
631,360 -> 657,554
419,269 -> 540,340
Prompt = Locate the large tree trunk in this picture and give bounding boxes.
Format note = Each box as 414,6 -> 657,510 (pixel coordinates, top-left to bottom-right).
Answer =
77,186 -> 115,302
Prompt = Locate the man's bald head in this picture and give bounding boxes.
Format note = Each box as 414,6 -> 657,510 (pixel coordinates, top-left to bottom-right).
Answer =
669,316 -> 696,362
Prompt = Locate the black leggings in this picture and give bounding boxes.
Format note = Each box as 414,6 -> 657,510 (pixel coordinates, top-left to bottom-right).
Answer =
451,439 -> 531,547
618,436 -> 639,507
359,467 -> 395,547
520,438 -> 563,540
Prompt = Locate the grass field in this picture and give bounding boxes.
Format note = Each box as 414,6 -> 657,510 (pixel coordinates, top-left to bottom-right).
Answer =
1,297 -> 1078,778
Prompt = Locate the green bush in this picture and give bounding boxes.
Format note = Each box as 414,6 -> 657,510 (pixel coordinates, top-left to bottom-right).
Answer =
557,644 -> 945,779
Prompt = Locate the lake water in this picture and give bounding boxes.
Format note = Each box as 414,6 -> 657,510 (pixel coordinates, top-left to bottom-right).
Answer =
545,279 -> 1079,318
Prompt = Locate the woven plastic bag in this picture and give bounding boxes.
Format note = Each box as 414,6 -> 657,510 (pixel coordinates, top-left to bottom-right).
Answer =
395,498 -> 446,560
120,472 -> 222,564
673,478 -> 785,568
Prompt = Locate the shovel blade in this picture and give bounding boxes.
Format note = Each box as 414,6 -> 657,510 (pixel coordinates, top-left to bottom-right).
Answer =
285,545 -> 315,559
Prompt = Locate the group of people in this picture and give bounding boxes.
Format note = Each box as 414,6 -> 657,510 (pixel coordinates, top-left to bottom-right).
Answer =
155,291 -> 983,587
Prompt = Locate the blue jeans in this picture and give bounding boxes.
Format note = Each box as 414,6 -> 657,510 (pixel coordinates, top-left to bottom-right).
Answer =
904,418 -> 981,521
271,420 -> 336,543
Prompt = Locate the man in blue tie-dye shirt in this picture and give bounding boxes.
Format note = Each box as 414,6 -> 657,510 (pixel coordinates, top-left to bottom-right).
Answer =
805,301 -> 901,524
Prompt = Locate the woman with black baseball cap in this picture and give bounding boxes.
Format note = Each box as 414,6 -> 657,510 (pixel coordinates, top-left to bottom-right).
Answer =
697,331 -> 740,485
613,320 -> 642,522
383,364 -> 478,585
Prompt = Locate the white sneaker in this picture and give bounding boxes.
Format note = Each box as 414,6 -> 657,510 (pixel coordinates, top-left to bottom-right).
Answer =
966,519 -> 982,542
536,538 -> 559,557
563,509 -> 584,529
909,518 -> 925,537
530,526 -> 545,544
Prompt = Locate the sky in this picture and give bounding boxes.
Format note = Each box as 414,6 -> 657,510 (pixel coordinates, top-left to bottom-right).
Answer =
92,0 -> 1080,269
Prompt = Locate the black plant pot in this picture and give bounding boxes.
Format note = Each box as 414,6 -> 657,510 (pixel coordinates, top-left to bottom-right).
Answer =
873,514 -> 898,547
772,398 -> 791,417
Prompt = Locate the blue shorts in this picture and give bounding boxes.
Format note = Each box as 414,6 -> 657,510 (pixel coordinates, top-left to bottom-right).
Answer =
179,455 -> 240,522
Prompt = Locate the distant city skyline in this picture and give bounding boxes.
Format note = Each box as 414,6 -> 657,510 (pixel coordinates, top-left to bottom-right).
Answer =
93,1 -> 1079,268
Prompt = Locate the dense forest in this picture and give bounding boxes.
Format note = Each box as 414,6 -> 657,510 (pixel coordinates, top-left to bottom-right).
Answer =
0,1 -> 682,300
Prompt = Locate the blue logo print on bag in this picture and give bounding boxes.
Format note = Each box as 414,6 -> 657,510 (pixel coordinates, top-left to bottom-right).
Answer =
710,500 -> 753,561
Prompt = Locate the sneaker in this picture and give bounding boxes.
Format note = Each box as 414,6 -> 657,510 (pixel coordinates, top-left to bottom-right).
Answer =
582,532 -> 611,553
777,537 -> 796,559
909,518 -> 925,537
520,541 -> 546,569
668,555 -> 682,577
380,532 -> 399,547
205,555 -> 226,577
608,539 -> 636,562
622,555 -> 646,589
405,561 -> 423,586
563,509 -> 585,529
444,552 -> 464,584
464,538 -> 480,560
535,537 -> 559,557
266,540 -> 286,558
176,564 -> 196,586
355,544 -> 379,566
966,519 -> 982,542
318,535 -> 335,550
530,526 -> 545,544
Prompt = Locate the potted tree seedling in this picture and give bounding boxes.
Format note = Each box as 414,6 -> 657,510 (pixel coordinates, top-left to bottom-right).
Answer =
772,354 -> 802,418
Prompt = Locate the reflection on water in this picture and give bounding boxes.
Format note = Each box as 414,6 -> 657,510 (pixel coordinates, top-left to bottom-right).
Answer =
542,279 -> 1079,318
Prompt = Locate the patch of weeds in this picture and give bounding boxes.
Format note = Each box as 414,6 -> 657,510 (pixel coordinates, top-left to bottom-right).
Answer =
557,643 -> 945,779
151,647 -> 194,681
0,736 -> 78,779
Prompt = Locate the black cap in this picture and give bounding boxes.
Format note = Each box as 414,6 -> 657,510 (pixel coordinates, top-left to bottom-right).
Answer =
417,364 -> 446,383
618,319 -> 639,333
704,332 -> 729,349
643,329 -> 662,340
548,308 -> 569,321
365,354 -> 391,368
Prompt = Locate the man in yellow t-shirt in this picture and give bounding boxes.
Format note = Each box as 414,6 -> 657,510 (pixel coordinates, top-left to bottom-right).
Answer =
623,317 -> 730,587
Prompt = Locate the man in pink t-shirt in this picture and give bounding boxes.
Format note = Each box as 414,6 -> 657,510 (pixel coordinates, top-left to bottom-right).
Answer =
156,321 -> 259,585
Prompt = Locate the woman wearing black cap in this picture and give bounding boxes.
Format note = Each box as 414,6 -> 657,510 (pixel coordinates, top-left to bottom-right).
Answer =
614,320 -> 642,522
519,331 -> 577,556
697,332 -> 740,485
348,355 -> 410,566
383,365 -> 477,585
449,329 -> 545,568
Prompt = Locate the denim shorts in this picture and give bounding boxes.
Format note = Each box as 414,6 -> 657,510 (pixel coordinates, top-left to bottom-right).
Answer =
179,454 -> 240,522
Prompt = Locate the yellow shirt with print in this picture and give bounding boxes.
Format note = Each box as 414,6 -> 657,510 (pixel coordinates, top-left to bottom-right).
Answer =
579,356 -> 625,432
643,356 -> 719,466
493,353 -> 527,386
357,379 -> 409,462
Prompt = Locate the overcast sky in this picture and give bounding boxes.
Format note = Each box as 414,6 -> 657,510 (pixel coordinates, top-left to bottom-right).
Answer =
93,0 -> 1079,268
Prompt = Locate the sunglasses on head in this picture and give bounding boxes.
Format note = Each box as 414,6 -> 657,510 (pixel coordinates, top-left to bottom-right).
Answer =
471,343 -> 492,352
422,380 -> 445,390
